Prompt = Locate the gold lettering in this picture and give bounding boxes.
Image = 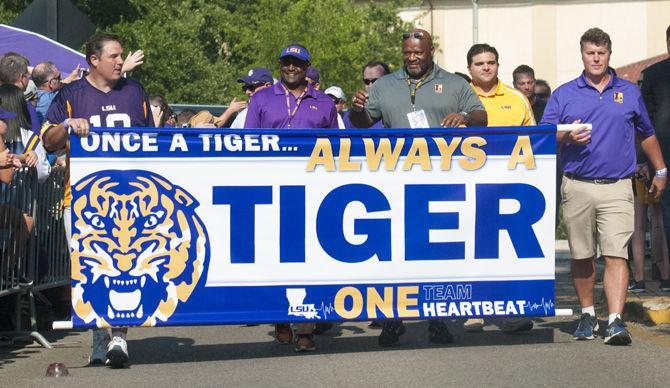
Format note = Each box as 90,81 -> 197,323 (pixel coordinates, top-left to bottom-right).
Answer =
507,135 -> 536,169
433,137 -> 462,170
334,287 -> 363,319
402,138 -> 432,171
459,136 -> 487,170
363,138 -> 405,171
338,138 -> 362,171
366,287 -> 394,319
306,138 -> 335,171
397,286 -> 420,318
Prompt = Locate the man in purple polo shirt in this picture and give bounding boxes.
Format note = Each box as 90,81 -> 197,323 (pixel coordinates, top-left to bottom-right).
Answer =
542,28 -> 667,346
244,45 -> 337,130
244,44 -> 337,352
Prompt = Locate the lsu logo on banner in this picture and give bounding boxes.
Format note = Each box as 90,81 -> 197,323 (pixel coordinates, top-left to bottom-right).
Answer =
70,170 -> 210,327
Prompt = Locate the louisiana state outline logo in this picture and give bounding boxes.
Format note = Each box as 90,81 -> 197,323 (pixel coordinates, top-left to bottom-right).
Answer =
70,170 -> 210,327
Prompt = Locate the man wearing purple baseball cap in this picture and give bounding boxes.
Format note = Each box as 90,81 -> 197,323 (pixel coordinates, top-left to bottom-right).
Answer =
306,67 -> 320,90
244,45 -> 338,352
230,67 -> 274,128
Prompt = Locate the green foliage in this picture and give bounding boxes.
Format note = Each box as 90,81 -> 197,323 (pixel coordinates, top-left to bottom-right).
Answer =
2,0 -> 418,104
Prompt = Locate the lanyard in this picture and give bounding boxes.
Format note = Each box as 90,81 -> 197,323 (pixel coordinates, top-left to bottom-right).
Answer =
406,77 -> 425,107
405,67 -> 434,108
282,84 -> 307,128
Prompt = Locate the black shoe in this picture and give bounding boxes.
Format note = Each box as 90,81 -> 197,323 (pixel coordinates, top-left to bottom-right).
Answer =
313,322 -> 334,335
660,279 -> 670,292
428,320 -> 454,344
627,280 -> 646,294
378,321 -> 405,346
368,320 -> 383,329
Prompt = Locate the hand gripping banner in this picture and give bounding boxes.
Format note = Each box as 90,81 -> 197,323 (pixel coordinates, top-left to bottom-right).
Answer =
60,126 -> 557,329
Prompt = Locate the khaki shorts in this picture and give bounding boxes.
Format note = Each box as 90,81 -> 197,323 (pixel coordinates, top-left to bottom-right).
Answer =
561,176 -> 634,260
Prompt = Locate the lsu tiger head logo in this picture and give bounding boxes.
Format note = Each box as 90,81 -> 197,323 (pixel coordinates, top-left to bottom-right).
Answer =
71,170 -> 209,327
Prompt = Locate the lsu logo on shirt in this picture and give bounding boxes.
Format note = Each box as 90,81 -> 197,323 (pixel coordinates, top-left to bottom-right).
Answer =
434,84 -> 443,94
614,92 -> 624,104
70,170 -> 210,327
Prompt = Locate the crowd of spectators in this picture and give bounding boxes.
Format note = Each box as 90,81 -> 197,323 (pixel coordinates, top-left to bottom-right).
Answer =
2,23 -> 670,365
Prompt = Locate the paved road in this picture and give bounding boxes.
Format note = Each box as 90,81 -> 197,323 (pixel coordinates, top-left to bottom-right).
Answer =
2,318 -> 669,387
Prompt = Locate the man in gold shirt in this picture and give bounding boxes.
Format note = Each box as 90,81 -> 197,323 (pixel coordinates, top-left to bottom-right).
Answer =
465,43 -> 536,333
468,43 -> 535,127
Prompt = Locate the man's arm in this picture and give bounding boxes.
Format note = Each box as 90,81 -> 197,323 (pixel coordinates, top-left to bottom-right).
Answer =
348,90 -> 375,128
42,119 -> 91,152
640,134 -> 667,199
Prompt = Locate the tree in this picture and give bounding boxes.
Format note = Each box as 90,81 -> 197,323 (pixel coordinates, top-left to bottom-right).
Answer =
2,0 -> 419,104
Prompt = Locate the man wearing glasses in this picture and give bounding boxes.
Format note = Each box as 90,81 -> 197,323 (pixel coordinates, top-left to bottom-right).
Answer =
229,67 -> 274,129
244,44 -> 338,352
349,28 -> 487,347
342,61 -> 390,129
32,62 -> 70,124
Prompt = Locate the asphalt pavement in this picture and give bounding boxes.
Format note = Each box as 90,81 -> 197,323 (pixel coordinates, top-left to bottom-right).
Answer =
2,244 -> 670,387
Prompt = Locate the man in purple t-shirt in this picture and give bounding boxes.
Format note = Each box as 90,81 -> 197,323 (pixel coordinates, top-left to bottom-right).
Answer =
542,28 -> 666,345
41,33 -> 151,368
245,44 -> 337,353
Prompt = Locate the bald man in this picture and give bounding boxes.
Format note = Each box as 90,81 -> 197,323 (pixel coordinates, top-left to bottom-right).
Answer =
349,28 -> 486,129
349,29 -> 487,347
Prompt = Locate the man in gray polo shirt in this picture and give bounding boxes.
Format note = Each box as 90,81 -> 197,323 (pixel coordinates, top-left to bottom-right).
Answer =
349,29 -> 486,129
349,29 -> 487,347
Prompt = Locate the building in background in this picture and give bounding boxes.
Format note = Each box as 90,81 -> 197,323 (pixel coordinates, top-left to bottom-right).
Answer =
399,0 -> 670,88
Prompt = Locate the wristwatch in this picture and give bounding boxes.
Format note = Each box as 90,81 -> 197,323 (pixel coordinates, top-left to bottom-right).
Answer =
459,111 -> 470,125
655,168 -> 668,177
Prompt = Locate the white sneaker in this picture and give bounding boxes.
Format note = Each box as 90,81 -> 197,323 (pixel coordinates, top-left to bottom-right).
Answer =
106,336 -> 129,368
88,329 -> 109,365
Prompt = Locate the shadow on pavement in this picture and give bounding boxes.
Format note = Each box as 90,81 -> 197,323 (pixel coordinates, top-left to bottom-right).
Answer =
126,321 -> 557,365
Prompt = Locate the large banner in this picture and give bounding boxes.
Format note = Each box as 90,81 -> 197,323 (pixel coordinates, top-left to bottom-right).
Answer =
68,127 -> 556,329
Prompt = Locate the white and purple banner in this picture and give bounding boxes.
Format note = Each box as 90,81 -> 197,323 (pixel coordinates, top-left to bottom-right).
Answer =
67,127 -> 556,328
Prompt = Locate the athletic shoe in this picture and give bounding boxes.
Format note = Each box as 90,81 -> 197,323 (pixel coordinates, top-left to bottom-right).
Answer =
368,320 -> 382,329
428,320 -> 454,344
660,279 -> 670,292
627,280 -> 646,294
88,329 -> 109,365
294,334 -> 316,352
274,324 -> 293,344
313,322 -> 333,335
603,318 -> 632,346
501,318 -> 534,333
378,321 -> 406,346
573,313 -> 599,340
106,336 -> 129,368
463,318 -> 484,332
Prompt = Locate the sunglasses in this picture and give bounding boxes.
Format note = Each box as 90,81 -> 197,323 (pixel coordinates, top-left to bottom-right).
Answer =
329,96 -> 343,104
243,83 -> 263,93
402,32 -> 425,40
363,78 -> 378,85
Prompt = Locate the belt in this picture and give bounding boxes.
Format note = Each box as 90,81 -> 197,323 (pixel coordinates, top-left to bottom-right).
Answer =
564,172 -> 633,184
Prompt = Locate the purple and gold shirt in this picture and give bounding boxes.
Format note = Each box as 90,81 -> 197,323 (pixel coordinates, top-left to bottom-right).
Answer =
45,77 -> 152,128
244,82 -> 338,129
541,71 -> 654,179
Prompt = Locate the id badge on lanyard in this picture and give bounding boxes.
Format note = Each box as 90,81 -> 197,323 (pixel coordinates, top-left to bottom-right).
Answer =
406,78 -> 429,128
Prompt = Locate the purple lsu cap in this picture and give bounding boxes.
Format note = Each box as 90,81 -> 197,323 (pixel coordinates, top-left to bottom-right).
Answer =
280,44 -> 311,62
238,67 -> 274,85
0,106 -> 17,120
306,67 -> 320,83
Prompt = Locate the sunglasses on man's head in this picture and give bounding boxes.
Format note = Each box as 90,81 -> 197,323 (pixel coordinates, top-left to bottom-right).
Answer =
363,78 -> 378,85
402,32 -> 425,40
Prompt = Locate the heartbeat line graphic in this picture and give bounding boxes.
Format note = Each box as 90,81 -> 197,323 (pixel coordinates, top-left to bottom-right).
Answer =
525,298 -> 555,315
319,302 -> 336,319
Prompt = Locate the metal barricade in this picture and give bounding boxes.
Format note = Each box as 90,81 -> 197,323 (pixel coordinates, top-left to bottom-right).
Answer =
1,166 -> 67,348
